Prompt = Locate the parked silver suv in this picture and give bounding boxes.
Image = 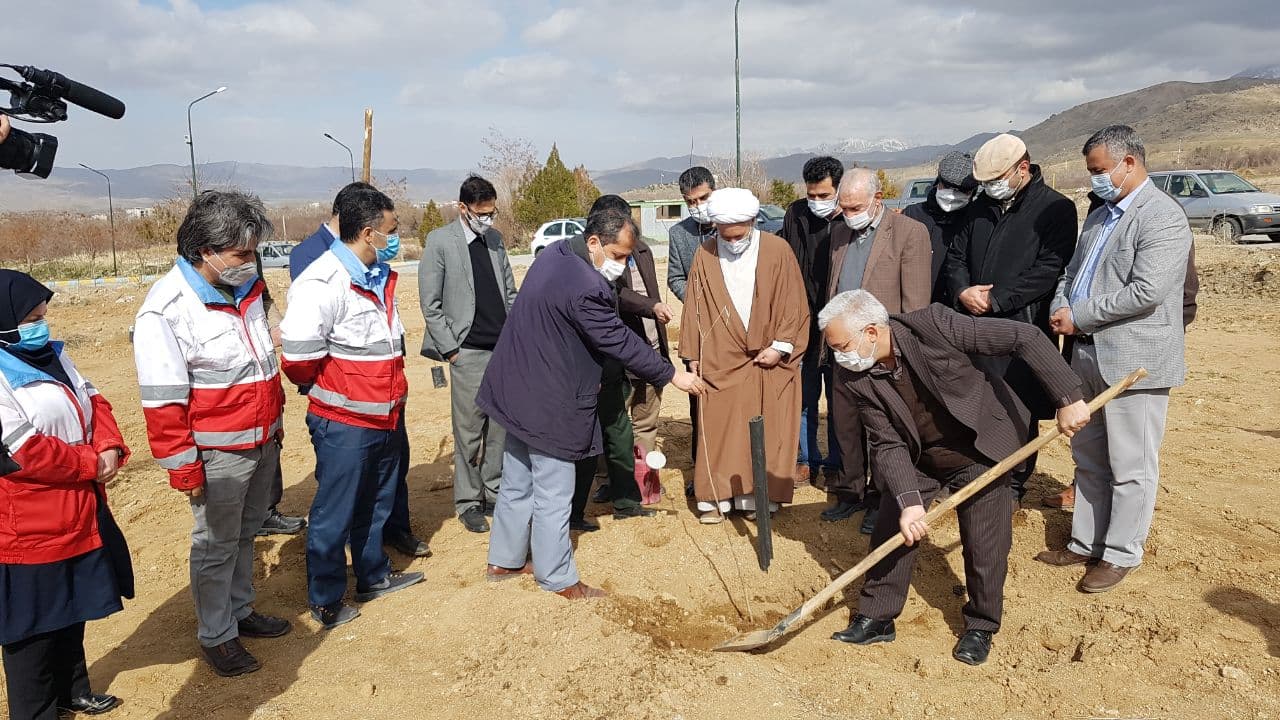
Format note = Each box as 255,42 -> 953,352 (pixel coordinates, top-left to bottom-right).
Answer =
1149,170 -> 1280,242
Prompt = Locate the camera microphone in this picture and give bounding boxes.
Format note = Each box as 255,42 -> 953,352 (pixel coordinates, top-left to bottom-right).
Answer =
16,66 -> 125,120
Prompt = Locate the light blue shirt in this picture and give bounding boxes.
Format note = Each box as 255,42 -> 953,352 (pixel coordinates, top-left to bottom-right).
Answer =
330,240 -> 388,296
1070,179 -> 1149,306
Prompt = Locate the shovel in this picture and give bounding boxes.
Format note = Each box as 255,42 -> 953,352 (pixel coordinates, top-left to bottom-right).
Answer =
713,367 -> 1147,652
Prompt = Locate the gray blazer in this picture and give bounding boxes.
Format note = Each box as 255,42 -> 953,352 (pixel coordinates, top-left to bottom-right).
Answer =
1051,181 -> 1191,390
418,219 -> 517,361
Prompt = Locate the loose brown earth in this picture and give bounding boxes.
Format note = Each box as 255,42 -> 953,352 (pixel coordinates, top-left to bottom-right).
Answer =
3,241 -> 1278,719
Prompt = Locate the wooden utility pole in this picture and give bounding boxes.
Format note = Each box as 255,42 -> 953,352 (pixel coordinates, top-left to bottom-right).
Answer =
361,108 -> 373,183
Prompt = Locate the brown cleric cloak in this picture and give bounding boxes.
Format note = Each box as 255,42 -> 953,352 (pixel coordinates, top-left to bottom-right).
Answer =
678,231 -> 809,506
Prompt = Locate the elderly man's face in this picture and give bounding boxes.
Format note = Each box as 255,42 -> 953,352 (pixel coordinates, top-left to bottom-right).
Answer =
716,220 -> 754,242
839,187 -> 881,217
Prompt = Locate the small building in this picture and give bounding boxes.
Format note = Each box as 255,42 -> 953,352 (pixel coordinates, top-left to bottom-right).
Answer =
125,207 -> 153,219
627,199 -> 686,242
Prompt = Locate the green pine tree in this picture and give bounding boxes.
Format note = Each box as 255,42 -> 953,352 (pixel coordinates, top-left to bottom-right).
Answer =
418,200 -> 446,244
515,144 -> 583,229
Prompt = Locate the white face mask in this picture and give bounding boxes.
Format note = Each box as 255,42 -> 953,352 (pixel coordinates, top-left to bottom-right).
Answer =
598,257 -> 626,282
982,166 -> 1023,201
808,196 -> 839,218
207,252 -> 258,288
467,211 -> 494,235
688,203 -> 712,224
833,331 -> 876,372
721,230 -> 754,256
844,210 -> 873,232
935,187 -> 972,213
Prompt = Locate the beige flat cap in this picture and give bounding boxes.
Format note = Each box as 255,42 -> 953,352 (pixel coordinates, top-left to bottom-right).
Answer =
972,133 -> 1027,182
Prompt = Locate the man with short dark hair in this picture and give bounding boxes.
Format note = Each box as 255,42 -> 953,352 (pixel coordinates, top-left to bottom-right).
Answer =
781,156 -> 844,489
290,181 -> 377,281
945,134 -> 1079,503
480,209 -> 704,598
668,167 -> 716,472
281,187 -> 424,629
135,190 -> 292,677
1038,125 -> 1191,593
419,175 -> 516,534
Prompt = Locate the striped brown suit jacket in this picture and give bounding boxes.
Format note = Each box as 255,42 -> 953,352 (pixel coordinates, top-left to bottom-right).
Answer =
845,304 -> 1083,500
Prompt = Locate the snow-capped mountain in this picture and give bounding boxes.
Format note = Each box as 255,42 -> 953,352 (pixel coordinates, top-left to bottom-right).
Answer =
814,137 -> 915,155
1233,63 -> 1280,80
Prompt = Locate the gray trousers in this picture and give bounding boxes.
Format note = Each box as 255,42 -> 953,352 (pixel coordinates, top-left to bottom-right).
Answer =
1067,342 -> 1170,567
189,442 -> 278,647
449,348 -> 504,514
487,433 -> 578,592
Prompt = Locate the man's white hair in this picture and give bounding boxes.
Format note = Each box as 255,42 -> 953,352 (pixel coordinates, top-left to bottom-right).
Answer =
837,167 -> 880,201
818,289 -> 889,332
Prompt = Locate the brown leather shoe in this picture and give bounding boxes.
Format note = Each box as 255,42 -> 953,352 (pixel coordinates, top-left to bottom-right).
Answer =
1042,485 -> 1075,510
554,582 -> 606,600
1080,561 -> 1136,593
485,562 -> 533,582
1034,548 -> 1096,567
794,464 -> 811,489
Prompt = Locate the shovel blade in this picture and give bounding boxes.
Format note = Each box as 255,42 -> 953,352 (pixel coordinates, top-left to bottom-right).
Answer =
712,627 -> 779,652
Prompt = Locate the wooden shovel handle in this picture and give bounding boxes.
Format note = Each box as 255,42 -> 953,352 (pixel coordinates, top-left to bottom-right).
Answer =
796,367 -> 1148,620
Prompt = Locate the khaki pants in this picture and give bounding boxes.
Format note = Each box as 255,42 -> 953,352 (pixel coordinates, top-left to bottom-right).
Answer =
628,380 -> 663,454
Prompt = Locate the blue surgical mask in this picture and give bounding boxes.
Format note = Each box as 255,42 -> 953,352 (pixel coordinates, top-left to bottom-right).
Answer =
5,320 -> 51,351
375,232 -> 401,263
1091,160 -> 1132,203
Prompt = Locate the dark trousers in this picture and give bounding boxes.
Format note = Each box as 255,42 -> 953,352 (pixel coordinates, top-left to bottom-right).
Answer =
1009,423 -> 1039,499
859,463 -> 1012,633
830,364 -> 871,502
304,412 -> 400,607
685,360 -> 699,463
2,622 -> 90,720
274,429 -> 411,539
798,361 -> 841,471
570,369 -> 643,518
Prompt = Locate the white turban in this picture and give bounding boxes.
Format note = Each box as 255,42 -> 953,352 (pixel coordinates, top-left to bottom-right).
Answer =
706,188 -> 760,224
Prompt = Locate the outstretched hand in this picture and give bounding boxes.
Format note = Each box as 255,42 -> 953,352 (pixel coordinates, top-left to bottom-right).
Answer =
671,369 -> 706,396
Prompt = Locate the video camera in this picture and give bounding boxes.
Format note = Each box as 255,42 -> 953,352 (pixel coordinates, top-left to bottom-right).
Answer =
0,64 -> 125,178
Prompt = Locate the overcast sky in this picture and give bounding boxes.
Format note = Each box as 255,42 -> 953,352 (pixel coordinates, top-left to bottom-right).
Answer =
6,0 -> 1279,173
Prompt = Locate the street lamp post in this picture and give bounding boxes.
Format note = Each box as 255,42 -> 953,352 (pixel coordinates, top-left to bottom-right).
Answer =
734,0 -> 742,184
78,162 -> 118,277
187,86 -> 227,198
324,132 -> 356,183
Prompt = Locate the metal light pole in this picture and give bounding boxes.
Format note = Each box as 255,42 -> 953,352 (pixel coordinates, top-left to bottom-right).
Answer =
187,86 -> 227,198
324,132 -> 356,183
734,0 -> 742,184
78,163 -> 118,277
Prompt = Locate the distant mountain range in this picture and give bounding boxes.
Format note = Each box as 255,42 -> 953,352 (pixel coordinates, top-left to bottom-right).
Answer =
4,66 -> 1279,211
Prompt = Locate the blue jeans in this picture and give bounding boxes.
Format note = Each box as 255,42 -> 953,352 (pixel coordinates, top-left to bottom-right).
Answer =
798,361 -> 841,471
304,413 -> 400,608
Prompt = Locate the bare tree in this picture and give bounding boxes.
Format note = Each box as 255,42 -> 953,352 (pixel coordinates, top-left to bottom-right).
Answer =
478,126 -> 538,247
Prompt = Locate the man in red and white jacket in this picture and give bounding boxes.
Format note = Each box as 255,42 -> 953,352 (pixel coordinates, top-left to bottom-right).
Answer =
134,191 -> 292,678
281,186 -> 424,629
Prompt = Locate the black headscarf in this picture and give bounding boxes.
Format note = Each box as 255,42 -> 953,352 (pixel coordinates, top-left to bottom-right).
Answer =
0,270 -> 72,387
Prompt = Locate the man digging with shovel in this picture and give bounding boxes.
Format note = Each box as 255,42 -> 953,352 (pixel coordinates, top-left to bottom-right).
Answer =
819,290 -> 1090,665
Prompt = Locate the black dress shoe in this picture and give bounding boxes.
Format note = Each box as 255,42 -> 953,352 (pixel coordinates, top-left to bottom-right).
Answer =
59,693 -> 120,715
460,507 -> 490,533
256,508 -> 306,536
859,505 -> 880,535
952,629 -> 994,665
237,610 -> 292,638
831,614 -> 896,645
821,499 -> 860,522
569,517 -> 600,532
483,503 -> 495,518
612,505 -> 657,520
200,638 -> 260,677
591,484 -> 611,504
386,532 -> 432,558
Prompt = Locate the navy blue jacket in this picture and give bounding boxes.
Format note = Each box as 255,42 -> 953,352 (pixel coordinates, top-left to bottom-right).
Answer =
477,238 -> 675,461
289,224 -> 335,281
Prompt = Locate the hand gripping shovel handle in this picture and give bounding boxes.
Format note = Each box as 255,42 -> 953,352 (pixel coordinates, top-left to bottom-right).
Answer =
713,367 -> 1147,652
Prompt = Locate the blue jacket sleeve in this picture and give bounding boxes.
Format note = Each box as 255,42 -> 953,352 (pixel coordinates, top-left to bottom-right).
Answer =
572,287 -> 675,387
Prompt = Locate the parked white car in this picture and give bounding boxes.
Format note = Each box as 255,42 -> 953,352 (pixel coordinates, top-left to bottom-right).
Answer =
531,217 -> 585,255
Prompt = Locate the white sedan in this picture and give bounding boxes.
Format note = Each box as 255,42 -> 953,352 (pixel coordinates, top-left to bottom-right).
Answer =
530,217 -> 585,255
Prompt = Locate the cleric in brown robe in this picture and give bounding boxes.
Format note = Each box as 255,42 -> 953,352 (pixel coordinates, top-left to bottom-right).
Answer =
679,188 -> 809,524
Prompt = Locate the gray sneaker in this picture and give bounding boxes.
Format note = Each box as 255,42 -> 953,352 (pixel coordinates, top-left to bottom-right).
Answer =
354,571 -> 424,603
310,603 -> 360,630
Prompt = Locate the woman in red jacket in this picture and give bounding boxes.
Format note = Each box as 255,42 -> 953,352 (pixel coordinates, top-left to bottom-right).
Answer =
0,271 -> 133,719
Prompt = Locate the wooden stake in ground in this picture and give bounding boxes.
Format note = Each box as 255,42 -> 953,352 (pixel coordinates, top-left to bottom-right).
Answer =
713,367 -> 1148,653
361,108 -> 373,184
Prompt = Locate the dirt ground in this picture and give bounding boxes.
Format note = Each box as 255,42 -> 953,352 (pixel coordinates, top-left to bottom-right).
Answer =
3,241 -> 1278,720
